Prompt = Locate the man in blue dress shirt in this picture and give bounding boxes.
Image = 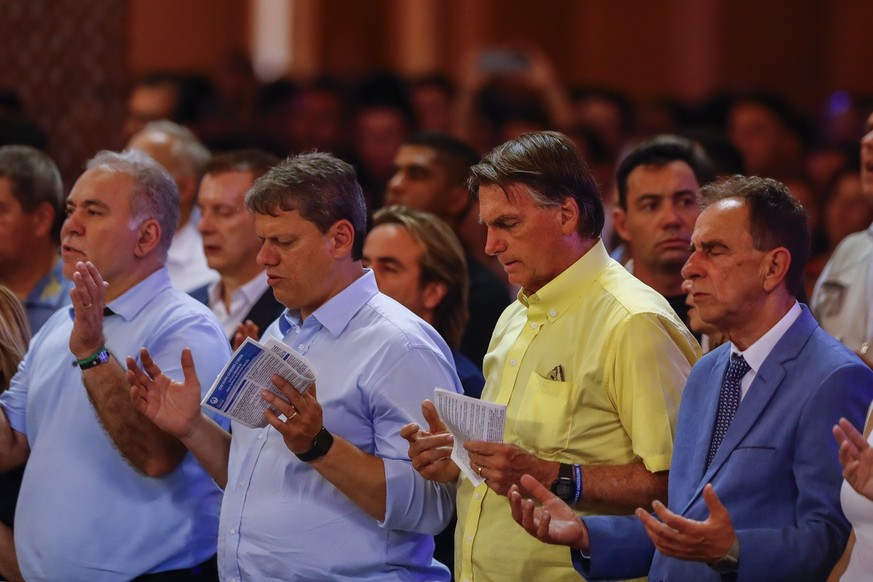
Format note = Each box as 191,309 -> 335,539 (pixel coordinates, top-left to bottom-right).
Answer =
0,150 -> 231,581
128,152 -> 463,581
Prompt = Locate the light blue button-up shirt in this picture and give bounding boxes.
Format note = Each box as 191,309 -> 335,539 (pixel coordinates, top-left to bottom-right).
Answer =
1,268 -> 231,581
218,270 -> 462,581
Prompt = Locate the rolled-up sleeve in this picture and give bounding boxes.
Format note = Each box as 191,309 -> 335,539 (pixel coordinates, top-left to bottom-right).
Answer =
370,345 -> 461,533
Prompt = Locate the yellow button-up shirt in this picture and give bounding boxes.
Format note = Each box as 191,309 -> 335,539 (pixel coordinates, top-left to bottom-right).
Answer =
455,240 -> 700,582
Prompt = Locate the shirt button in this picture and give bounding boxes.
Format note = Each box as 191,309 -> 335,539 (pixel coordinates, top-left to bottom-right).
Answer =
257,433 -> 265,440
298,344 -> 305,351
229,528 -> 237,536
475,492 -> 482,500
510,359 -> 517,366
550,309 -> 558,317
530,322 -> 537,330
239,480 -> 246,488
466,535 -> 473,542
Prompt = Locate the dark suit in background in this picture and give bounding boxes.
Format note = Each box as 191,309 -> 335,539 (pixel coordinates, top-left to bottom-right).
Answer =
190,284 -> 284,343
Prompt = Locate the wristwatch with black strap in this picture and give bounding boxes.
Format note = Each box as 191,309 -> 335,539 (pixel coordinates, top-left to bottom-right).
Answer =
295,427 -> 334,462
550,462 -> 577,504
708,536 -> 740,574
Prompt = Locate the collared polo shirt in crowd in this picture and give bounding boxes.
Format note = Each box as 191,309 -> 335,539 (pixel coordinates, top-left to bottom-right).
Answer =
23,256 -> 72,333
455,240 -> 699,582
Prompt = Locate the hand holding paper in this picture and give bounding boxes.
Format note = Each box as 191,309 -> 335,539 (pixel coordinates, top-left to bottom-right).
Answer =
201,337 -> 317,428
432,388 -> 506,487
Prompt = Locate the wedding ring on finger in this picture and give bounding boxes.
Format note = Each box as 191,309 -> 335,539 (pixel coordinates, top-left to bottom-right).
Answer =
477,466 -> 484,477
83,303 -> 92,309
288,410 -> 298,421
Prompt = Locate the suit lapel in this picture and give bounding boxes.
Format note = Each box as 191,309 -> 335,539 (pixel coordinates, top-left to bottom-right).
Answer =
681,307 -> 818,513
244,290 -> 282,329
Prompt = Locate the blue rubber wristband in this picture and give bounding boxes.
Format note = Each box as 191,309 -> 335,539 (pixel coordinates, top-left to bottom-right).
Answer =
572,463 -> 583,505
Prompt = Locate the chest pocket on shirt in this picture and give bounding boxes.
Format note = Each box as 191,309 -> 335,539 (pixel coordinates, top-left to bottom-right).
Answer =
516,372 -> 575,456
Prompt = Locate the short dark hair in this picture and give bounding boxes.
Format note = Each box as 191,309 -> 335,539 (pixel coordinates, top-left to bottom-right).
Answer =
0,145 -> 64,243
698,175 -> 810,297
372,205 -> 469,348
405,132 -> 481,188
467,130 -> 603,238
245,152 -> 367,260
616,134 -> 717,209
204,149 -> 280,182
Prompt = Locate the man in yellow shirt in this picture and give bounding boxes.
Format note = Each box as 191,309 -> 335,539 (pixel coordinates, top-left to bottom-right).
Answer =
404,130 -> 700,581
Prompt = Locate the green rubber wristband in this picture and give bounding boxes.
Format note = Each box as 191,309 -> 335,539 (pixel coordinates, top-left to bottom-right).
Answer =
77,345 -> 111,370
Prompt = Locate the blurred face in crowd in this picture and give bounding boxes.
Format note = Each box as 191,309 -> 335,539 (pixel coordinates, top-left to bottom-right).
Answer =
385,145 -> 454,220
123,85 -> 178,142
363,223 -> 435,320
354,107 -> 409,181
197,170 -> 262,283
824,172 -> 873,247
614,160 -> 700,285
728,103 -> 793,176
0,178 -> 50,277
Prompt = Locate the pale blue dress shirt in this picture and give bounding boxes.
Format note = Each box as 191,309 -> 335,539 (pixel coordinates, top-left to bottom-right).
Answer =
1,268 -> 231,581
218,270 -> 462,582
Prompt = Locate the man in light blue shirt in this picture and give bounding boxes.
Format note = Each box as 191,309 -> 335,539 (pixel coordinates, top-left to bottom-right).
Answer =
128,152 -> 463,581
0,150 -> 231,581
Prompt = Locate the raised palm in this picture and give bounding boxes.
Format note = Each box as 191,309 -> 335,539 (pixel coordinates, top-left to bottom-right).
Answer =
835,417 -> 873,501
127,347 -> 202,440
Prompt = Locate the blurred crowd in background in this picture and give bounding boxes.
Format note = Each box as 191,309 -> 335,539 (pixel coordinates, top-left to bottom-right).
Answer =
3,45 -> 873,299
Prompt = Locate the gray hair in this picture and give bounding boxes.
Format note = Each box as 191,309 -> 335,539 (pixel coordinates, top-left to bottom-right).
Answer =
86,150 -> 180,260
135,120 -> 210,181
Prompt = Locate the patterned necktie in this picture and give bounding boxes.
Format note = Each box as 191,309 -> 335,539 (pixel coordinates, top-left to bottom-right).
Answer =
707,353 -> 750,468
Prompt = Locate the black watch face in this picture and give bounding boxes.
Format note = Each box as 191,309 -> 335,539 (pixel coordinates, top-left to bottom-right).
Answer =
553,481 -> 574,502
313,432 -> 330,452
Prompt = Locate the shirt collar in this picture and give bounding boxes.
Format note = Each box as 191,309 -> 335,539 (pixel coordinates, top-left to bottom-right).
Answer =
207,271 -> 269,306
68,268 -> 172,322
278,269 -> 378,337
730,300 -> 802,373
518,239 -> 610,321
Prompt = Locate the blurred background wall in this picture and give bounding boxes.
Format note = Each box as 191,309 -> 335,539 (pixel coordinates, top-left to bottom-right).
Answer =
0,0 -> 870,185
